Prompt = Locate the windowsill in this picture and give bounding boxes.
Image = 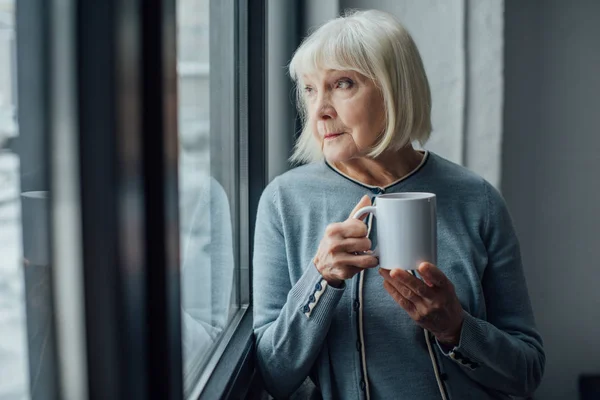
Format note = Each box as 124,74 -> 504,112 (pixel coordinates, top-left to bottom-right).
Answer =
191,305 -> 254,400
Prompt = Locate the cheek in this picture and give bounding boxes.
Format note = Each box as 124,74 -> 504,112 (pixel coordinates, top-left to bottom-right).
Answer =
363,100 -> 386,135
369,111 -> 386,136
351,109 -> 382,145
306,106 -> 319,132
309,118 -> 321,139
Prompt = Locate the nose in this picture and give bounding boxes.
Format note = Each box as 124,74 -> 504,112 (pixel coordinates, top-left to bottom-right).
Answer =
316,91 -> 336,120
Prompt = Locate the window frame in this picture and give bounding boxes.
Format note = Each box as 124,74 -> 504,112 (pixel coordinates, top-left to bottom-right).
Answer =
76,0 -> 183,398
194,0 -> 267,398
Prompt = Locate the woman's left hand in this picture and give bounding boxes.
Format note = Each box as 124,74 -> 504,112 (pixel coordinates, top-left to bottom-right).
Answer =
379,262 -> 464,347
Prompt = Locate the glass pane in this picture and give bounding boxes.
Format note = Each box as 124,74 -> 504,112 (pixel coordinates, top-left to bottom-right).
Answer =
0,1 -> 27,398
1,1 -> 55,399
177,0 -> 238,393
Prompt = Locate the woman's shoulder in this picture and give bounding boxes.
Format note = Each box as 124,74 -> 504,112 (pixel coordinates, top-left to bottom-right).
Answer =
427,152 -> 483,183
426,152 -> 496,195
278,162 -> 329,182
257,162 -> 332,208
424,152 -> 509,217
264,162 -> 331,193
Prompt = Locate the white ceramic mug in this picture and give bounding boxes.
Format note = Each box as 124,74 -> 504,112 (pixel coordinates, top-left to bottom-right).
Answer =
353,192 -> 437,270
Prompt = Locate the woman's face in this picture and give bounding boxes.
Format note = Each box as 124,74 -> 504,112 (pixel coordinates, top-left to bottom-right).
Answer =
302,69 -> 386,163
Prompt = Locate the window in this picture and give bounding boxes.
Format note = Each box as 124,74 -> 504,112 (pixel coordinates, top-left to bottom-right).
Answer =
1,0 -> 86,398
0,0 -> 266,398
176,0 -> 241,395
0,1 -> 38,398
178,0 -> 266,397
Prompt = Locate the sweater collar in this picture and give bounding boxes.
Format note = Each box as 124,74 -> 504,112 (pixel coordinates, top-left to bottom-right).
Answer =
324,150 -> 430,192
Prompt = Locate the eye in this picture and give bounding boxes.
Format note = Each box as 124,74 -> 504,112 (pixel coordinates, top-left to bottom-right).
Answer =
303,85 -> 315,95
336,79 -> 354,89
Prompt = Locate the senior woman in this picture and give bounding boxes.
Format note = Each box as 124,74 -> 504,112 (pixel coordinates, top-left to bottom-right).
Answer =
253,9 -> 544,400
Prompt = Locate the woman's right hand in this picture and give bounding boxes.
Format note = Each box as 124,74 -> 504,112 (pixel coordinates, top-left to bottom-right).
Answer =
313,195 -> 379,287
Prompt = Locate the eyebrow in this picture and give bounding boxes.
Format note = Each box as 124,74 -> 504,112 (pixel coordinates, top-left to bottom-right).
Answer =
302,70 -> 358,83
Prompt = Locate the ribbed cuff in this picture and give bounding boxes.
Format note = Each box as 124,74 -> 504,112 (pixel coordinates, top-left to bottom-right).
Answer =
455,311 -> 486,359
437,311 -> 484,370
288,263 -> 345,326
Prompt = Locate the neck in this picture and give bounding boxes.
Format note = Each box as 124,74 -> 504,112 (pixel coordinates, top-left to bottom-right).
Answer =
331,146 -> 424,187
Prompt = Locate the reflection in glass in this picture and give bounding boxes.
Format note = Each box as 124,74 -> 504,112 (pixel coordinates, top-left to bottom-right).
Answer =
1,1 -> 58,399
20,191 -> 57,400
180,177 -> 234,388
0,1 -> 31,398
177,0 -> 236,393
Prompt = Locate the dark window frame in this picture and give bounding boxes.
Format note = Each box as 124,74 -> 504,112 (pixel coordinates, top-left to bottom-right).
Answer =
77,0 -> 183,398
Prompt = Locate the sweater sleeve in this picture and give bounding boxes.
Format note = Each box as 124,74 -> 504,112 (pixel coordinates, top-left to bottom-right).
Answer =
436,182 -> 545,397
252,181 -> 345,399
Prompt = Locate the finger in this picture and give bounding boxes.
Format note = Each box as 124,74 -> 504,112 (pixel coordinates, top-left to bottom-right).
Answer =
348,195 -> 372,220
331,265 -> 363,281
325,220 -> 367,239
380,269 -> 425,303
379,267 -> 392,281
388,268 -> 434,299
383,280 -> 416,314
417,262 -> 449,288
340,218 -> 369,238
338,253 -> 379,269
340,237 -> 372,254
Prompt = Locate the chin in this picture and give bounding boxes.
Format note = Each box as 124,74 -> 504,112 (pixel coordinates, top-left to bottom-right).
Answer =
323,149 -> 356,163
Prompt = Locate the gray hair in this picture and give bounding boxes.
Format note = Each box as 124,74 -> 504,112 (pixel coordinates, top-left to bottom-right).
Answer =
288,9 -> 432,164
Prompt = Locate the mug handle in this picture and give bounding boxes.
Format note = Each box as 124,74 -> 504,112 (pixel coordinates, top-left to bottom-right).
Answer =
352,206 -> 380,257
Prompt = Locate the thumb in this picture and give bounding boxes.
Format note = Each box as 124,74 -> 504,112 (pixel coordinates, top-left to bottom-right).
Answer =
348,195 -> 372,220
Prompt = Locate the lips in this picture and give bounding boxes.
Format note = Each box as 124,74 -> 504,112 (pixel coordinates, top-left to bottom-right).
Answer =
324,133 -> 343,139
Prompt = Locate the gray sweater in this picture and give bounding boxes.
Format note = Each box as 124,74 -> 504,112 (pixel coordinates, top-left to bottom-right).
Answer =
253,152 -> 544,400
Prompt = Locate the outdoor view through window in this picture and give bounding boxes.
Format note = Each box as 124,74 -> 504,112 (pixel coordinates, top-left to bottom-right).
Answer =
177,0 -> 239,395
0,1 -> 29,398
0,0 -> 237,398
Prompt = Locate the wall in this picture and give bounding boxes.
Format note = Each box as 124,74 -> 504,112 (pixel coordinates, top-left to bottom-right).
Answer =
267,0 -> 301,181
503,1 -> 600,398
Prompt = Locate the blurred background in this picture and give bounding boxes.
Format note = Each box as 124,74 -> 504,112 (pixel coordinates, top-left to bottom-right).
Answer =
0,0 -> 598,399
